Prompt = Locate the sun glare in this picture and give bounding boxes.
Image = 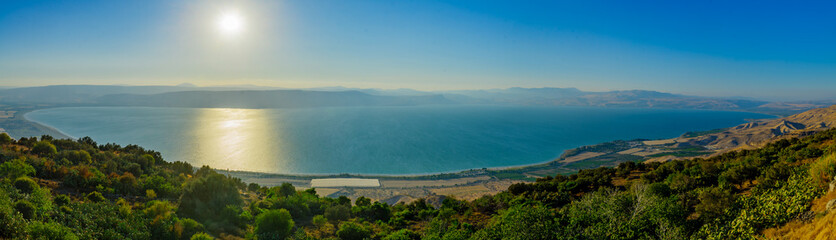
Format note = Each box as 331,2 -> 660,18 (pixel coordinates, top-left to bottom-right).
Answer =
216,10 -> 245,37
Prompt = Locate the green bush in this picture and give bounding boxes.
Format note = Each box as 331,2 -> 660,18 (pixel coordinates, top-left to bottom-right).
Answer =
190,232 -> 214,240
54,195 -> 71,206
14,200 -> 36,219
178,218 -> 205,240
383,229 -> 420,240
695,187 -> 736,221
13,176 -> 39,194
0,158 -> 35,179
28,221 -> 80,240
255,209 -> 294,240
0,189 -> 26,238
32,141 -> 58,156
86,191 -> 106,203
336,222 -> 371,240
177,168 -> 243,229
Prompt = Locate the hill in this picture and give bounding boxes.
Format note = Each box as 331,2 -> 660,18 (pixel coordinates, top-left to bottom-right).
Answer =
2,85 -> 834,115
94,90 -> 454,108
1,127 -> 835,239
676,104 -> 836,151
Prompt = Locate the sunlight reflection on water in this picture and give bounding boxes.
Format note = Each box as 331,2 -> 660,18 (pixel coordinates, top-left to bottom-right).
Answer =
188,108 -> 287,171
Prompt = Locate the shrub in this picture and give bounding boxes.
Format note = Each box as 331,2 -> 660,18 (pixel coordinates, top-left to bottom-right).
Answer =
54,195 -> 71,206
190,232 -> 215,240
178,218 -> 205,240
255,209 -> 295,240
383,229 -> 420,240
0,189 -> 26,238
695,187 -> 735,221
336,222 -> 371,240
312,215 -> 328,227
146,189 -> 157,199
14,200 -> 36,219
0,158 -> 36,179
28,221 -> 80,240
13,176 -> 39,194
32,141 -> 58,156
86,191 -> 106,202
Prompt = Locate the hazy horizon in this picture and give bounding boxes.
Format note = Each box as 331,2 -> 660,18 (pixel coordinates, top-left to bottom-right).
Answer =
2,1 -> 836,101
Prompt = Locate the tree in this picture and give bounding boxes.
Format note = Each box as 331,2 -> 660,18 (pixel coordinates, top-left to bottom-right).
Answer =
0,133 -> 12,145
59,150 -> 92,165
255,209 -> 295,240
336,222 -> 371,240
178,167 -> 243,232
485,205 -> 560,240
248,183 -> 260,192
354,196 -> 371,207
324,205 -> 351,222
695,187 -> 735,221
32,141 -> 57,156
77,136 -> 97,147
138,154 -> 155,169
115,172 -> 138,195
274,183 -> 296,197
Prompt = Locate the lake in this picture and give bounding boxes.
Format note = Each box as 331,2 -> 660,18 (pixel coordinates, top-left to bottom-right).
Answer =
25,106 -> 772,175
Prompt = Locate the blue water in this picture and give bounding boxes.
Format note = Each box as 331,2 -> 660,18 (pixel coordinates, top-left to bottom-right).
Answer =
25,106 -> 772,175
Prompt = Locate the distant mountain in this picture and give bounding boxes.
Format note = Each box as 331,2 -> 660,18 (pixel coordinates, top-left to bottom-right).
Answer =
0,85 -> 832,114
0,85 -> 271,104
94,90 -> 454,108
443,87 -> 780,112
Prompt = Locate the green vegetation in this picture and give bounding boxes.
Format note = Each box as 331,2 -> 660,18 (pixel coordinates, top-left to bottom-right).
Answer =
560,140 -> 638,158
0,128 -> 834,239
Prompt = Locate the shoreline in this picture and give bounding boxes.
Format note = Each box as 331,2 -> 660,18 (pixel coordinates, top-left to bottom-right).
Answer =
22,109 -> 75,139
16,105 -> 778,180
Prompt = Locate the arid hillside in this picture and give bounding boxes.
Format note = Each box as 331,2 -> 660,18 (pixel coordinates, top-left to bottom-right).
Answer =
678,104 -> 836,151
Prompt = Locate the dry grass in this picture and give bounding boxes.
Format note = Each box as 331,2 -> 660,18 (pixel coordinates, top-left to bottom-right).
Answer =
810,154 -> 836,187
559,151 -> 605,163
811,191 -> 836,213
764,211 -> 836,240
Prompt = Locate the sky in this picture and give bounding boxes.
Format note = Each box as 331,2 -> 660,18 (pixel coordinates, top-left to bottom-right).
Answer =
0,0 -> 835,101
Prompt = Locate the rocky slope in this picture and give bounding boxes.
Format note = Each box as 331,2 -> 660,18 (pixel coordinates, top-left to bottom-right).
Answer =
677,104 -> 836,151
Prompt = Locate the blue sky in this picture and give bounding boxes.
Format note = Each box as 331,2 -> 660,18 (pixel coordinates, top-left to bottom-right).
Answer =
0,0 -> 835,100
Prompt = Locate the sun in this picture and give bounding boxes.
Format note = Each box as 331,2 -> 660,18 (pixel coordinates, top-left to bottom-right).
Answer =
216,10 -> 245,37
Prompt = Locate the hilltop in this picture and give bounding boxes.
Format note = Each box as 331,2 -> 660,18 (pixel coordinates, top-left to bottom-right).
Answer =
545,104 -> 836,167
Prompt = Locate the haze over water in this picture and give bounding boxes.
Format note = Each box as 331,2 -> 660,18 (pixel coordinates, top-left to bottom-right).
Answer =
26,106 -> 771,175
